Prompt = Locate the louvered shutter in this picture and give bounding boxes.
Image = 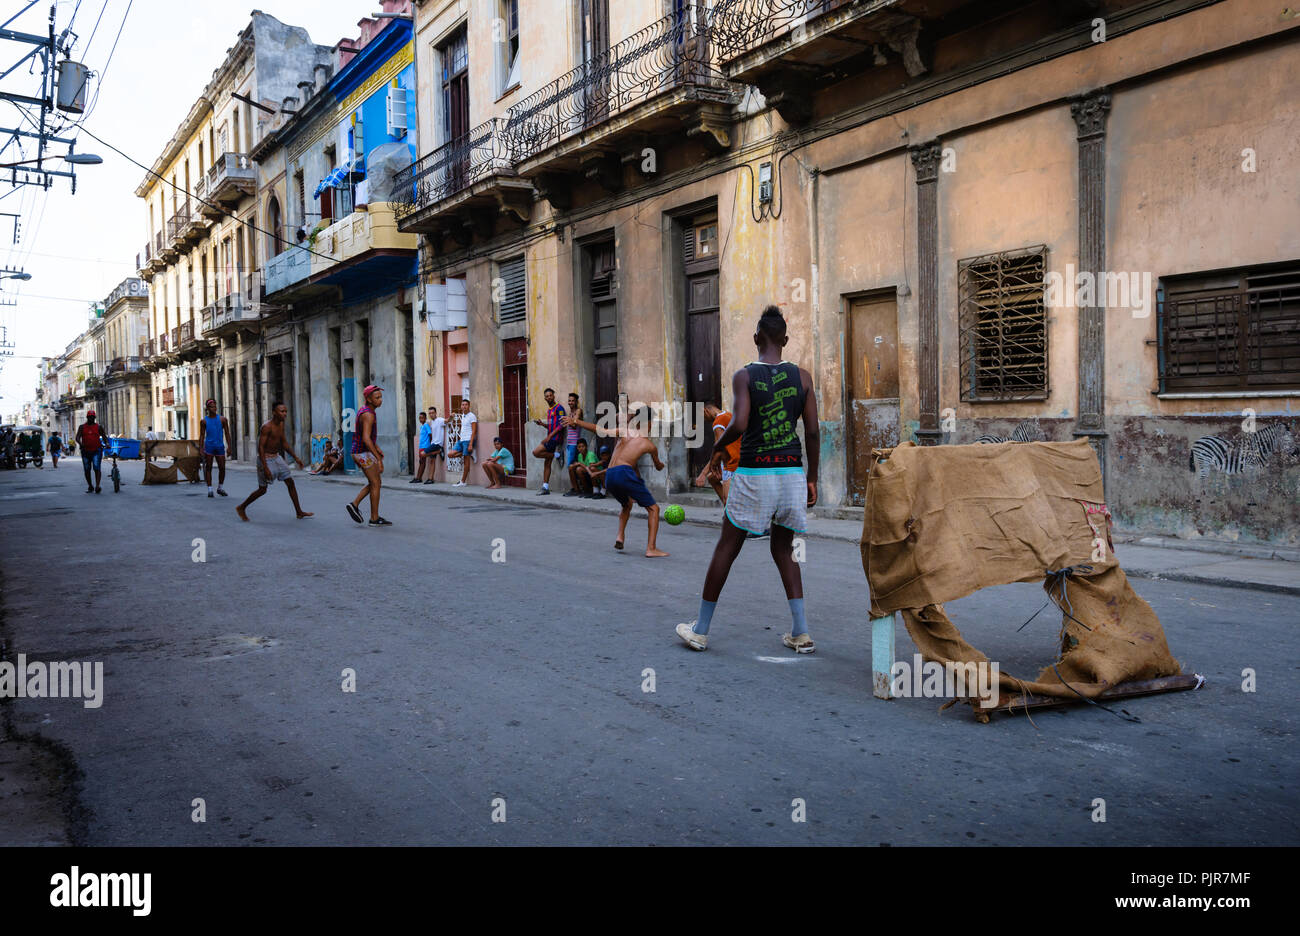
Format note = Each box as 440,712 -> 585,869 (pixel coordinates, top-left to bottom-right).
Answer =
498,256 -> 526,324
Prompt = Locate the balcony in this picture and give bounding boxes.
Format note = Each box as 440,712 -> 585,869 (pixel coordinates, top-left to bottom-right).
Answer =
304,204 -> 416,294
159,222 -> 180,263
201,278 -> 267,338
105,357 -> 125,377
264,244 -> 317,302
502,8 -> 740,207
393,118 -> 533,237
162,386 -> 175,407
169,200 -> 206,250
147,234 -> 166,273
136,241 -> 153,277
139,340 -> 161,372
707,0 -> 930,124
205,152 -> 255,207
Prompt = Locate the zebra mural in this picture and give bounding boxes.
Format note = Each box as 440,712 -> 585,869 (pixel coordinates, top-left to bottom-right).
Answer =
1189,422 -> 1297,480
974,420 -> 1044,445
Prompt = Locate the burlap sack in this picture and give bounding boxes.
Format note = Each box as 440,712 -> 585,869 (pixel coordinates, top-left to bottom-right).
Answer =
861,440 -> 1181,700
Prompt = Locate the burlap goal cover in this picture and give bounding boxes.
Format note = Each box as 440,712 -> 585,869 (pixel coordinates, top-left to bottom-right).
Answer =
861,440 -> 1181,699
142,440 -> 202,484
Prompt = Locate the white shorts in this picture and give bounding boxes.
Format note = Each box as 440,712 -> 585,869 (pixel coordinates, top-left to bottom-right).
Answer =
724,467 -> 807,535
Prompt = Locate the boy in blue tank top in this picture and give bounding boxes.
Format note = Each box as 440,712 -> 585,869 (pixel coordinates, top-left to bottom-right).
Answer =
677,306 -> 821,654
198,398 -> 232,497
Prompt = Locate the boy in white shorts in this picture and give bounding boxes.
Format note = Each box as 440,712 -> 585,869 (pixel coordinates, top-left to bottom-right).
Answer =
676,307 -> 820,654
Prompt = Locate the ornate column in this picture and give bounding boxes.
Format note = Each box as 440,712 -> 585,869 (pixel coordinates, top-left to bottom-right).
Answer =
910,142 -> 942,445
1071,90 -> 1111,485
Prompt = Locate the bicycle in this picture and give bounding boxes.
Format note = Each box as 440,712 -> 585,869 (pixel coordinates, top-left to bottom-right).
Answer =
106,450 -> 122,493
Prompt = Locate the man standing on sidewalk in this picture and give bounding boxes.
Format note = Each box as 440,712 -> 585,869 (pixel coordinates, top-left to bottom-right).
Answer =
424,406 -> 446,484
676,306 -> 820,653
452,399 -> 478,487
531,388 -> 566,495
412,410 -> 434,484
74,410 -> 109,494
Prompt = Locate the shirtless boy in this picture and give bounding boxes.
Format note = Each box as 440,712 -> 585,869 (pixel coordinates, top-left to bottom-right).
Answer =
236,401 -> 313,521
564,405 -> 668,557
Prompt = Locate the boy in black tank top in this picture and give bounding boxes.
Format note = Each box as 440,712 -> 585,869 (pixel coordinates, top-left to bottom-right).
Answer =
676,306 -> 821,654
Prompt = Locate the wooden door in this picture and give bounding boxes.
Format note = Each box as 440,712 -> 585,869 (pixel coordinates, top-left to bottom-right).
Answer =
686,280 -> 720,477
501,337 -> 527,486
847,294 -> 900,507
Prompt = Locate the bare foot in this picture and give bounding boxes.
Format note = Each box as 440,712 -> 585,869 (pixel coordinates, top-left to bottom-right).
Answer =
236,506 -> 248,522
645,548 -> 670,558
613,539 -> 624,550
297,511 -> 314,518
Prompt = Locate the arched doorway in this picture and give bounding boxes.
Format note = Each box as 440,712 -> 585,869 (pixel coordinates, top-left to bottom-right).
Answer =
267,195 -> 283,257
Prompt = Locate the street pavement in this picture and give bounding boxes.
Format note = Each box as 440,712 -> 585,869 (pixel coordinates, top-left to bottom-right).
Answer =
1,459 -> 1297,845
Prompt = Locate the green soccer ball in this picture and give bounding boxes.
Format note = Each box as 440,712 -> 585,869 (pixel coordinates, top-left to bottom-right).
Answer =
664,504 -> 685,525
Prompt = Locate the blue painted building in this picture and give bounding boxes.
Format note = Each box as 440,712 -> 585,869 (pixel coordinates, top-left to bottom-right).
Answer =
253,15 -> 418,473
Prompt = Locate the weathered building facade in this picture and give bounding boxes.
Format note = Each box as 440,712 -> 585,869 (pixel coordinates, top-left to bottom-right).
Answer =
97,277 -> 152,438
136,12 -> 333,450
397,0 -> 1299,545
260,5 -> 418,473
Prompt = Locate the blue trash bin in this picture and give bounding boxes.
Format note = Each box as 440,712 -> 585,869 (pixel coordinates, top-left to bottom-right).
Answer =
109,437 -> 141,459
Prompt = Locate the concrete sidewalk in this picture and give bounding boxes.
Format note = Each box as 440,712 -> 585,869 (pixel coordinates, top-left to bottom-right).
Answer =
219,461 -> 1299,596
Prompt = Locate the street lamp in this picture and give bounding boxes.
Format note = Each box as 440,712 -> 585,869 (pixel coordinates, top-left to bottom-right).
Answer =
0,270 -> 32,282
0,152 -> 103,169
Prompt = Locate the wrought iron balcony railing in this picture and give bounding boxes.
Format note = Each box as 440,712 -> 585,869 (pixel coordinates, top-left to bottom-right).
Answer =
504,7 -> 734,163
392,118 -> 514,222
706,0 -> 856,62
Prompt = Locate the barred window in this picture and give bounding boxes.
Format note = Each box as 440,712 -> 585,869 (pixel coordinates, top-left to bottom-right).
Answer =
497,255 -> 526,325
958,247 -> 1048,401
1159,262 -> 1300,393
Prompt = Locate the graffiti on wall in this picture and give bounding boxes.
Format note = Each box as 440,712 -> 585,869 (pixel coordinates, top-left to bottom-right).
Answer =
1189,420 -> 1297,494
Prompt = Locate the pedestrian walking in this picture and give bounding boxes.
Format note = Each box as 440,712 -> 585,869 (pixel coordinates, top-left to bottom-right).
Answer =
235,402 -> 312,521
74,410 -> 109,494
198,399 -> 232,497
677,306 -> 820,653
565,406 -> 669,557
531,388 -> 566,494
346,385 -> 391,526
47,431 -> 63,468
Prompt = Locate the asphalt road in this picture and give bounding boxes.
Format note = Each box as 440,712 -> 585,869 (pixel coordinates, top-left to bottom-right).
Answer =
1,459 -> 1296,845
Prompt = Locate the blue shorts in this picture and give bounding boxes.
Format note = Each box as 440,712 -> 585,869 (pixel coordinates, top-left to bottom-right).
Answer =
82,451 -> 102,472
605,465 -> 655,509
204,444 -> 226,457
566,443 -> 578,464
451,440 -> 472,456
542,436 -> 560,454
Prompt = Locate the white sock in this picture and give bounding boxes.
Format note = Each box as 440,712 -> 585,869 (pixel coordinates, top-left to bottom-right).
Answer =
543,482 -> 549,491
207,485 -> 213,493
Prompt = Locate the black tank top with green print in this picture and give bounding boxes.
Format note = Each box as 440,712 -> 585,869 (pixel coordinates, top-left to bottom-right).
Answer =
738,361 -> 805,469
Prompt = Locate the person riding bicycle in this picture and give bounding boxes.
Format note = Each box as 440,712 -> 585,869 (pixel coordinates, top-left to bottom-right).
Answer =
75,410 -> 110,494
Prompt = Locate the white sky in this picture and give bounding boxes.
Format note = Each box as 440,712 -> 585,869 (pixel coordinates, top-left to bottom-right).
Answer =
0,0 -> 381,415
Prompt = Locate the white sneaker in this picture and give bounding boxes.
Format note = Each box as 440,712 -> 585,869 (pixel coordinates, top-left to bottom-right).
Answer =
676,621 -> 708,651
453,481 -> 466,487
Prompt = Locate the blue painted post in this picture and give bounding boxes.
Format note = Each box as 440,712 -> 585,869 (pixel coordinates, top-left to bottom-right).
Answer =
872,613 -> 897,700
